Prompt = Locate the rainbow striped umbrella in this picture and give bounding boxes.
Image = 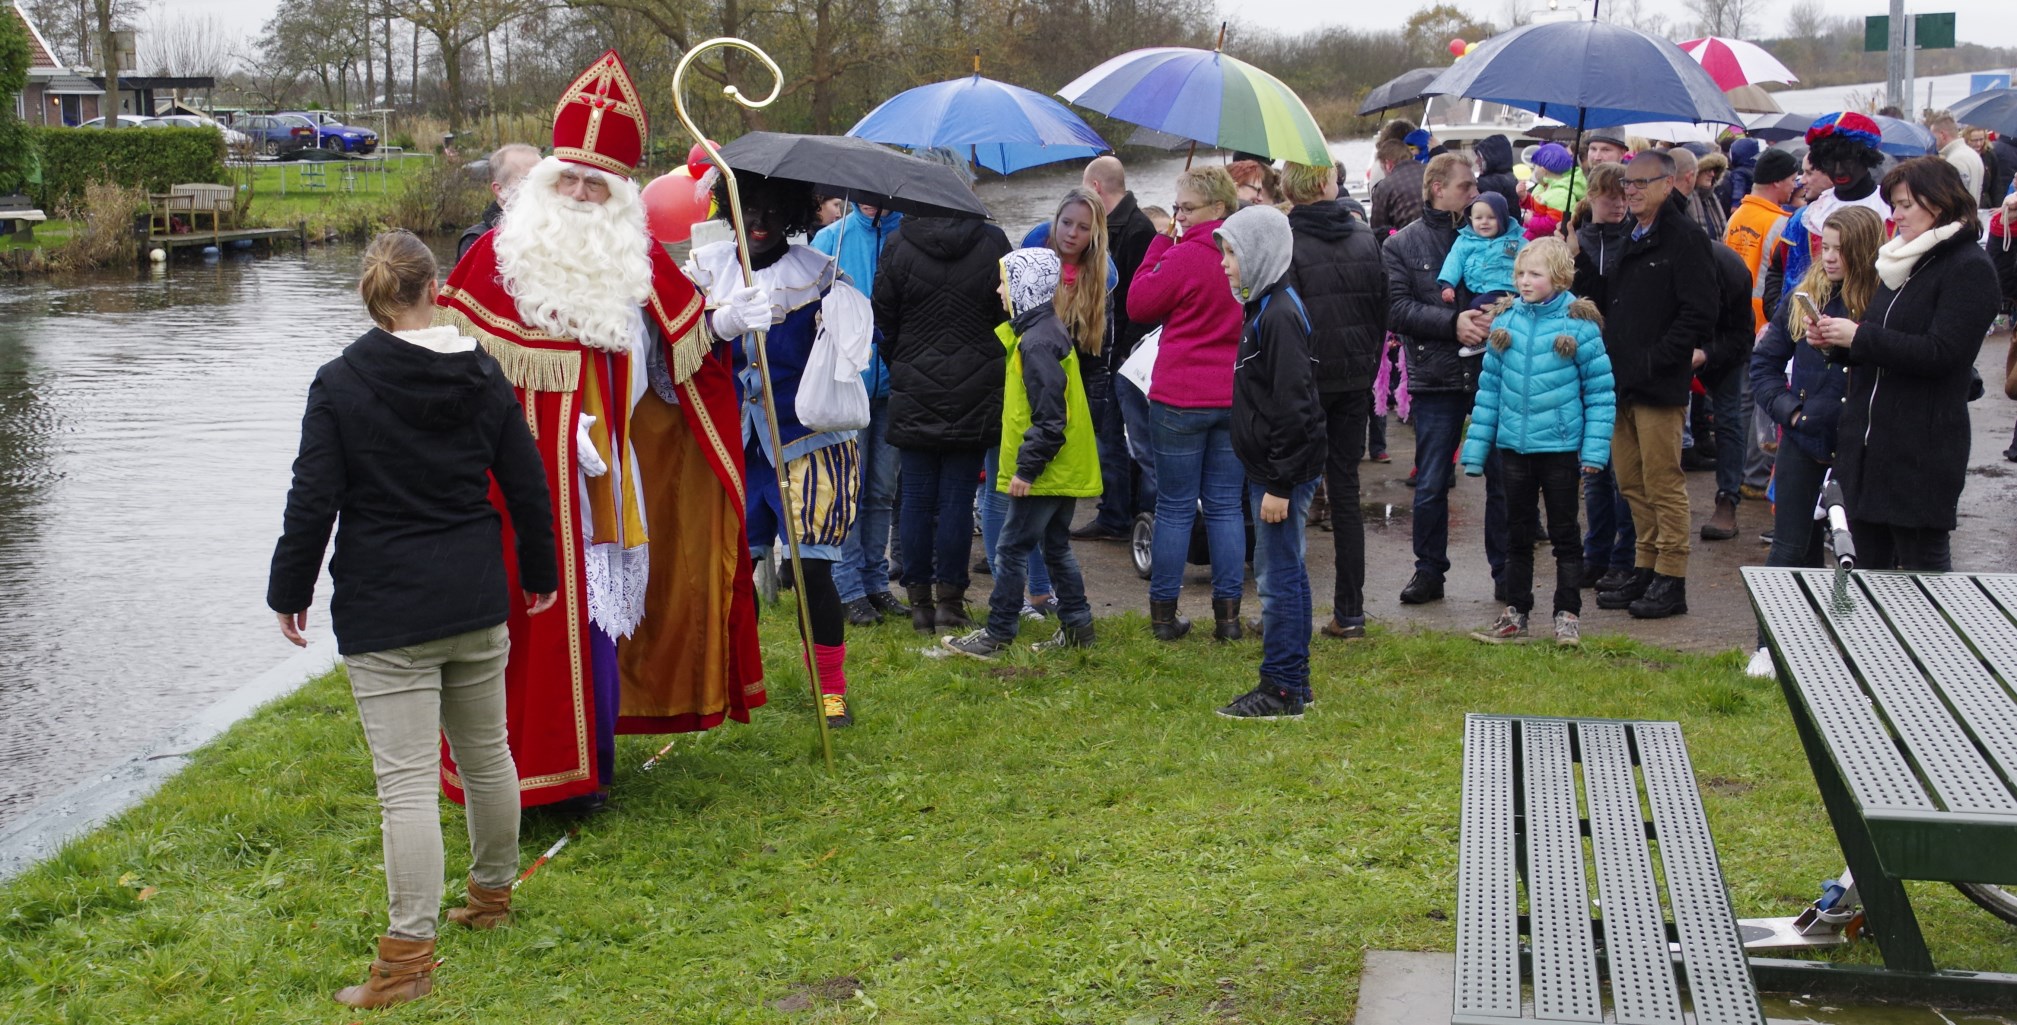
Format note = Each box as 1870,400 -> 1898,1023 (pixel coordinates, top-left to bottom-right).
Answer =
1058,47 -> 1332,167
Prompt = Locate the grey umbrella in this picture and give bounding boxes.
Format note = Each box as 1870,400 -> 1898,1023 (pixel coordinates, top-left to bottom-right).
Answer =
1359,68 -> 1443,117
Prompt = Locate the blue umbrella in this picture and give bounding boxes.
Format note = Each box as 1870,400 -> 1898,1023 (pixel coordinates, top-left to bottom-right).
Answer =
848,73 -> 1110,175
1423,20 -> 1743,129
1867,115 -> 1935,157
1948,87 -> 2017,138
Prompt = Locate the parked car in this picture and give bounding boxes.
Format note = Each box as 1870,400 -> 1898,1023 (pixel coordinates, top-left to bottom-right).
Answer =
236,114 -> 318,157
283,112 -> 379,154
156,114 -> 253,154
78,115 -> 168,128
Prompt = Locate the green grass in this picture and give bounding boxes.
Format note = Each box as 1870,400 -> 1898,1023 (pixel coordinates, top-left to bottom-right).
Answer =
0,219 -> 77,252
3,612 -> 2014,1023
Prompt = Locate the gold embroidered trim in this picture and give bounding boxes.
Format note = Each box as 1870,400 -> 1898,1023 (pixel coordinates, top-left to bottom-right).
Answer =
682,378 -> 744,510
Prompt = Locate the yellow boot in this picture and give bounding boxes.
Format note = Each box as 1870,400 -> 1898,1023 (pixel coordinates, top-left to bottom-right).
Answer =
333,935 -> 437,1009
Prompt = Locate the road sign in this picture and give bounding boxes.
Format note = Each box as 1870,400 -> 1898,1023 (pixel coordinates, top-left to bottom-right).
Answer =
1865,13 -> 1957,51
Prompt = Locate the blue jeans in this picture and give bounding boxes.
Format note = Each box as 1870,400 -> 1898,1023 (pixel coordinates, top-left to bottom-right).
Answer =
897,447 -> 983,589
1148,401 -> 1246,602
1408,393 -> 1506,580
1706,367 -> 1747,503
1084,360 -> 1133,533
986,496 -> 1092,641
1250,478 -> 1319,702
835,397 -> 898,602
1583,465 -> 1635,570
980,447 -> 1051,596
1115,374 -> 1157,514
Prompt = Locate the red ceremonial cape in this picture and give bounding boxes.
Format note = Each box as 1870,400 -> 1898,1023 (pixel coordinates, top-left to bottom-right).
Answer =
433,232 -> 763,807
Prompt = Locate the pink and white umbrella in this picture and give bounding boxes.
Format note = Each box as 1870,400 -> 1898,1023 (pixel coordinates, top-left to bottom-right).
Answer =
1677,37 -> 1798,91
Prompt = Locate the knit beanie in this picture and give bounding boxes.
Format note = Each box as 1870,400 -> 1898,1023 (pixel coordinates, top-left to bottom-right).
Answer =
1531,142 -> 1575,175
1467,191 -> 1513,237
1754,147 -> 1799,184
1212,204 -> 1294,300
1001,247 -> 1061,318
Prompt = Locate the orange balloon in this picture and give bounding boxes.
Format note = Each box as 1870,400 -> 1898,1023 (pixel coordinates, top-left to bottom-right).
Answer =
642,167 -> 709,245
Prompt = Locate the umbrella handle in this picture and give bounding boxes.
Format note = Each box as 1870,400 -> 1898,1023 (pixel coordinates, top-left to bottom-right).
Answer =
672,39 -> 838,775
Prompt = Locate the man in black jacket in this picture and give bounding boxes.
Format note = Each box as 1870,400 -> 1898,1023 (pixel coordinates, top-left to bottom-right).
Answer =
456,143 -> 540,262
1585,150 -> 1718,619
1283,161 -> 1388,638
1074,155 -> 1160,539
1698,242 -> 1757,542
1382,152 -> 1502,605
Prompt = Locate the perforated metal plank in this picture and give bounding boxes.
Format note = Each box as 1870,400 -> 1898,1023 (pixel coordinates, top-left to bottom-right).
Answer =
1743,568 -> 1933,814
1871,574 -> 2017,801
1804,570 -> 2014,814
1578,722 -> 1684,1025
1456,715 -> 1521,1021
1634,722 -> 1767,1025
1974,574 -> 2017,624
1519,721 -> 1602,1022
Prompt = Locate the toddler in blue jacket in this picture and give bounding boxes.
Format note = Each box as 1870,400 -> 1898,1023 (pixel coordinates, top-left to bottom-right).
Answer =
1459,237 -> 1615,645
1438,191 -> 1523,310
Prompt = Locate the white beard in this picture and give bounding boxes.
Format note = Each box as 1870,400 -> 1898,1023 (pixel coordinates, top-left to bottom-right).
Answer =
494,156 -> 653,353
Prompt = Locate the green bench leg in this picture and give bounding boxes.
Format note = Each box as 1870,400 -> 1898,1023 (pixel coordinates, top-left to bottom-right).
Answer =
1776,670 -> 1935,973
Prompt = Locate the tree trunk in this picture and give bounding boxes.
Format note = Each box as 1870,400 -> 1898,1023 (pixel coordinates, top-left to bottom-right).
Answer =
410,20 -> 419,117
363,12 -> 376,108
481,15 -> 499,145
441,40 -> 465,134
383,8 -> 396,107
95,0 -> 115,127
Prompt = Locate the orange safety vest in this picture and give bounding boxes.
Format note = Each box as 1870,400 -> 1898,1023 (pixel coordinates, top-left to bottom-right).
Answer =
1724,194 -> 1790,331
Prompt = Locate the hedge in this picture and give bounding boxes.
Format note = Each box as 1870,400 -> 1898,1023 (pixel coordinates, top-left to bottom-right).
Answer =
30,126 -> 227,207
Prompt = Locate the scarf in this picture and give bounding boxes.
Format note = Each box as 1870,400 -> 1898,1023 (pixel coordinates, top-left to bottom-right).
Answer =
1874,221 -> 1963,290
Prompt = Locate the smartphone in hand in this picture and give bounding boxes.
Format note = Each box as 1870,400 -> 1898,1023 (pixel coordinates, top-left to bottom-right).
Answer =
1792,291 -> 1822,325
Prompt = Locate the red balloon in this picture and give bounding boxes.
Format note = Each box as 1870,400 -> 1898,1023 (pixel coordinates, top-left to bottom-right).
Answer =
642,167 -> 710,245
1449,37 -> 1467,56
686,140 -> 719,179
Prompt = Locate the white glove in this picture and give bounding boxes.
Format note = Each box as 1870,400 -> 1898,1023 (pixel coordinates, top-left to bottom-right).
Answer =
575,414 -> 608,478
710,284 -> 777,340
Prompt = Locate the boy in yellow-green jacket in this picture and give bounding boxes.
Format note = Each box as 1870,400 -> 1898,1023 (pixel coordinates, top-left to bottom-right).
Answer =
943,248 -> 1100,658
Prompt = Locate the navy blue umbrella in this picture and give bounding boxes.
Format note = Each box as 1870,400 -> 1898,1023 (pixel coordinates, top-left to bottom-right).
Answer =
1949,87 -> 2017,138
1423,20 -> 1743,130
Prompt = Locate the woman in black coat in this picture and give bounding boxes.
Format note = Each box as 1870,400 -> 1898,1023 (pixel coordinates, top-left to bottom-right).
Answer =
871,214 -> 1013,630
1805,157 -> 2000,570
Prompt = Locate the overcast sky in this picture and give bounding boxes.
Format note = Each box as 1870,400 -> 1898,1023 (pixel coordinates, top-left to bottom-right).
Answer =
148,0 -> 2017,62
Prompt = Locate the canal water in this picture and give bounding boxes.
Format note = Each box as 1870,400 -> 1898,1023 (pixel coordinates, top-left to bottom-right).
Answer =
0,142 -> 1373,828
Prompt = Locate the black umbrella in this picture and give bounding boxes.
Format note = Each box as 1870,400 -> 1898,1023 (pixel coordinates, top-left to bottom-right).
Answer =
1948,87 -> 2017,138
1358,67 -> 1443,117
716,131 -> 990,219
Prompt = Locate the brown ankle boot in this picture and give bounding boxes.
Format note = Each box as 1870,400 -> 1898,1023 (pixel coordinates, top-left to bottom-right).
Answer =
333,935 -> 438,1009
445,874 -> 512,930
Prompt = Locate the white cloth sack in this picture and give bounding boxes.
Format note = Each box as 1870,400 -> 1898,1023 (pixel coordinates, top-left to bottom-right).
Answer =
1117,325 -> 1161,396
796,280 -> 873,432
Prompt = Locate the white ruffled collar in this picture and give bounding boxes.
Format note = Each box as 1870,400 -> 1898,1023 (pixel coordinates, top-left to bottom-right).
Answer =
1874,221 -> 1964,290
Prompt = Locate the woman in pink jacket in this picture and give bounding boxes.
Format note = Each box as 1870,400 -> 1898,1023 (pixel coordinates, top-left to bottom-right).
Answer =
1126,165 -> 1248,643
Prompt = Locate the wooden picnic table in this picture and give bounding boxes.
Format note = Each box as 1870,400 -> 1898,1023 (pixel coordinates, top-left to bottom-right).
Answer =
1744,566 -> 2017,1004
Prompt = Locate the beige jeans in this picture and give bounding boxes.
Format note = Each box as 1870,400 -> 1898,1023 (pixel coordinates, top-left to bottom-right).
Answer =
344,623 -> 518,940
1611,401 -> 1692,578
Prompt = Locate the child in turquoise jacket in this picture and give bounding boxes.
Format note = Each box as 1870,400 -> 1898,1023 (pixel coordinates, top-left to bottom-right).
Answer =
1460,238 -> 1614,645
1438,191 -> 1523,309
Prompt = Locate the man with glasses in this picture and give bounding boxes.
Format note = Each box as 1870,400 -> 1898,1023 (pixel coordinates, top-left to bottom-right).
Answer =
1382,152 -> 1504,606
1581,150 -> 1716,619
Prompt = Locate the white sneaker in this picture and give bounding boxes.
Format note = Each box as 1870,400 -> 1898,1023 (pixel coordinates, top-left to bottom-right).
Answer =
1744,647 -> 1775,679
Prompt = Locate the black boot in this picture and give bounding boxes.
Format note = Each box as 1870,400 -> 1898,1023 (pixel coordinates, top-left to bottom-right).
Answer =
1629,574 -> 1689,619
906,584 -> 935,633
1212,597 -> 1243,641
934,582 -> 971,630
1594,566 -> 1636,592
1399,571 -> 1444,605
1149,598 -> 1191,641
1596,567 -> 1654,610
1577,562 -> 1606,589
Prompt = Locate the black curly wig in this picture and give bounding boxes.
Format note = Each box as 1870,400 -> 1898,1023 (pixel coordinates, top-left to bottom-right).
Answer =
709,171 -> 820,241
1807,133 -> 1884,175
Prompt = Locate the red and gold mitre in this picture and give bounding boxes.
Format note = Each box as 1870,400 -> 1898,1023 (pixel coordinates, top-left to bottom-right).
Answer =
553,50 -> 646,178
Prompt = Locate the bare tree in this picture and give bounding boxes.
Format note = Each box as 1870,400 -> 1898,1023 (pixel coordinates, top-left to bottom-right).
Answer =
136,10 -> 240,78
1781,0 -> 1828,39
1685,0 -> 1771,38
1603,0 -> 1673,39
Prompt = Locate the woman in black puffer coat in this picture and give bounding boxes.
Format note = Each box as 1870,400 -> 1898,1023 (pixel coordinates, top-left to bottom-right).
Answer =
1805,157 -> 1999,570
872,214 -> 1014,628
